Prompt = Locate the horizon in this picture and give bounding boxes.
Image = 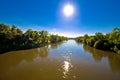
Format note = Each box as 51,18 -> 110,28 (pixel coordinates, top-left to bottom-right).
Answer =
1,23 -> 108,38
0,0 -> 120,37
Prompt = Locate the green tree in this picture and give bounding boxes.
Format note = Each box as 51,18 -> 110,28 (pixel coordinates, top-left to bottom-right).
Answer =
109,27 -> 120,41
95,32 -> 104,40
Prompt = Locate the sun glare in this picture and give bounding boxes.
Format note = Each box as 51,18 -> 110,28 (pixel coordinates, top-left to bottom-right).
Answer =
63,4 -> 74,17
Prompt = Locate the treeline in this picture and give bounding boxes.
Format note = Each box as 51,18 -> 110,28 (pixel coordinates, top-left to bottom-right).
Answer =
0,23 -> 67,53
76,28 -> 120,54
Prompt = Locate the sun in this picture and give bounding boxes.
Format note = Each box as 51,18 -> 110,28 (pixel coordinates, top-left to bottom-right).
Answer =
63,4 -> 74,17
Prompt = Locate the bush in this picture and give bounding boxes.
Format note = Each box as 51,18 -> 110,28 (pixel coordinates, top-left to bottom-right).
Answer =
94,40 -> 102,49
103,42 -> 110,50
114,46 -> 118,53
87,38 -> 96,47
117,50 -> 120,54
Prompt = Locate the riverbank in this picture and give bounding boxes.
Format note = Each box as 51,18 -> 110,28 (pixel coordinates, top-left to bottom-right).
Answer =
75,28 -> 120,54
0,40 -> 120,80
0,23 -> 67,54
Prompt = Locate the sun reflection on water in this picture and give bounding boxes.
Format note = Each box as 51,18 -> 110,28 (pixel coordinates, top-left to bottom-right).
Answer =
60,49 -> 74,79
62,54 -> 73,79
62,60 -> 73,78
63,61 -> 70,72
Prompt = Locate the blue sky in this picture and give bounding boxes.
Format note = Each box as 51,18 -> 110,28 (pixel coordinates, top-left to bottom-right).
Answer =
0,0 -> 120,37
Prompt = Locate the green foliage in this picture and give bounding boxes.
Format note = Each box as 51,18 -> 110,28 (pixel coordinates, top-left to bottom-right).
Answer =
76,27 -> 120,54
50,34 -> 67,43
109,27 -> 120,41
84,34 -> 88,39
117,50 -> 120,54
0,24 -> 10,32
0,23 -> 67,53
87,37 -> 96,47
114,46 -> 118,53
95,32 -> 104,40
94,40 -> 102,49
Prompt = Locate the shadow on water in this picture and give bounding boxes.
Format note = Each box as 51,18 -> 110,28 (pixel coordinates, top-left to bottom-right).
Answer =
0,41 -> 66,80
0,45 -> 50,71
83,44 -> 120,73
50,42 -> 65,49
0,41 -> 65,71
37,46 -> 49,58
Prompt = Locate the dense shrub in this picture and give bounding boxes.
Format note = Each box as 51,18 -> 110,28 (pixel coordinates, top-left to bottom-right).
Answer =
76,27 -> 120,54
0,23 -> 67,53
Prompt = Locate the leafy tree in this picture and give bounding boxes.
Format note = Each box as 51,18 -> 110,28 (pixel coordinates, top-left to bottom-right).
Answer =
0,23 -> 67,53
95,32 -> 104,40
0,24 -> 10,32
75,27 -> 120,54
109,27 -> 120,41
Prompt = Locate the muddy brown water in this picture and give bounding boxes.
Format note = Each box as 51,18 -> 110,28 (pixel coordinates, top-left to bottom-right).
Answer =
0,40 -> 120,80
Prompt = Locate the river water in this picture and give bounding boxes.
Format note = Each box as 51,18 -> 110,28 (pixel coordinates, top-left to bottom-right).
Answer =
0,40 -> 120,80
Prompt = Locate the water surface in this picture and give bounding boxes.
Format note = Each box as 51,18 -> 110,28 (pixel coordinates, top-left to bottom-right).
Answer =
0,40 -> 120,80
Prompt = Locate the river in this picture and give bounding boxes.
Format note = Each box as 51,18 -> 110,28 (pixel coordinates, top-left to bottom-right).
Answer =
0,40 -> 120,80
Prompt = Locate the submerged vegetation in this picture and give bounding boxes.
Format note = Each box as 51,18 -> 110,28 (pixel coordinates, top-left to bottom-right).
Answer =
76,28 -> 120,54
0,23 -> 67,53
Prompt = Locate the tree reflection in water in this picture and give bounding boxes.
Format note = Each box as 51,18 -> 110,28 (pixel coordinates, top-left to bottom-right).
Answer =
0,45 -> 50,72
83,44 -> 120,73
33,46 -> 49,62
37,46 -> 49,58
50,42 -> 63,49
83,44 -> 106,62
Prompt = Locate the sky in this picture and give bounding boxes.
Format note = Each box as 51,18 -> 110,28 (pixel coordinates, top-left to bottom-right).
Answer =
0,0 -> 120,37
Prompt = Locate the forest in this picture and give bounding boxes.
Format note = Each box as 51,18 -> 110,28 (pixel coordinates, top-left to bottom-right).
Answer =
76,28 -> 120,54
0,23 -> 120,54
0,23 -> 67,53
